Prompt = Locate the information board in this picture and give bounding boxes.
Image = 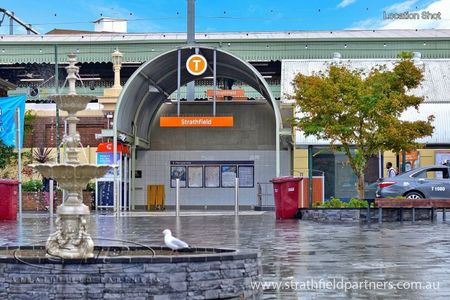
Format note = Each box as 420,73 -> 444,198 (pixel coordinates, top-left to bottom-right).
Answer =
97,152 -> 121,178
97,181 -> 114,206
170,166 -> 186,188
238,165 -> 254,188
221,165 -> 237,187
170,161 -> 254,188
204,166 -> 220,188
188,166 -> 203,188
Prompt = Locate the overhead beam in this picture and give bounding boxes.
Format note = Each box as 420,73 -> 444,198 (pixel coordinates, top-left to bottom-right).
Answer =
139,72 -> 170,98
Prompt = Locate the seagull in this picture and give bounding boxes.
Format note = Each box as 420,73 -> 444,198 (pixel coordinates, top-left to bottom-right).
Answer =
163,229 -> 190,254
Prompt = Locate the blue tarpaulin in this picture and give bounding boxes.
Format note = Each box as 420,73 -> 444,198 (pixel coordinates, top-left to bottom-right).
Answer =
0,95 -> 26,148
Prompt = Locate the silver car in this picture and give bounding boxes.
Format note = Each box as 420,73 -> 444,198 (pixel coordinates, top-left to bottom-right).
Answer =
376,165 -> 450,199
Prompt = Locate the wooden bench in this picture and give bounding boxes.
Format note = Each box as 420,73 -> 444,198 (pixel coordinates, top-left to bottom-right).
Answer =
372,198 -> 450,223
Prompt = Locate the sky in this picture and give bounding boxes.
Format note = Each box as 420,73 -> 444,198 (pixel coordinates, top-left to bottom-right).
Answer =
0,0 -> 449,34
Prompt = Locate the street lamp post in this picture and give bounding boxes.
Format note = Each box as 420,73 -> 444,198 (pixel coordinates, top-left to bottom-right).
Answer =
112,49 -> 123,89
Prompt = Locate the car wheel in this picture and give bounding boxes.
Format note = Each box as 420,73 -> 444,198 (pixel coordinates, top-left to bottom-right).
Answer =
405,191 -> 423,199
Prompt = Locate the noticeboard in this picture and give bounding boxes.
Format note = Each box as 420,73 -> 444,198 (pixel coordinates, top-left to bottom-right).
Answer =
188,166 -> 203,188
170,161 -> 254,188
238,165 -> 254,188
97,181 -> 114,207
221,165 -> 237,187
170,166 -> 186,188
204,166 -> 220,188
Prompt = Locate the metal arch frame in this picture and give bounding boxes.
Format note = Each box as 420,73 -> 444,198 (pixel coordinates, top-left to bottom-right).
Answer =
113,45 -> 283,213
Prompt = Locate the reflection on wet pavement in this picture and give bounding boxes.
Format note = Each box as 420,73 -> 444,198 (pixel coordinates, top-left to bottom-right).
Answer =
1,212 -> 450,299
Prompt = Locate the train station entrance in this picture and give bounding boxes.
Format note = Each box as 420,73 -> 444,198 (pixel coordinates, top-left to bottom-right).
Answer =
111,45 -> 289,209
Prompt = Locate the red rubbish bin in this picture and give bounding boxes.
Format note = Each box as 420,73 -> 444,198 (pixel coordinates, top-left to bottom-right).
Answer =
0,179 -> 19,220
270,176 -> 302,219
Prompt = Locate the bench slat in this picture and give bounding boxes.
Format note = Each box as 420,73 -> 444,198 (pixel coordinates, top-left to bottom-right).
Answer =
375,198 -> 450,208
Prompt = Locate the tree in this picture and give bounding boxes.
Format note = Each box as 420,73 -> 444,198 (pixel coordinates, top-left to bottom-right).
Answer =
292,58 -> 434,199
0,138 -> 15,170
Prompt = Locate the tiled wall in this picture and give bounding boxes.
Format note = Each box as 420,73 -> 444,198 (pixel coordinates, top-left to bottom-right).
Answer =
134,150 -> 290,206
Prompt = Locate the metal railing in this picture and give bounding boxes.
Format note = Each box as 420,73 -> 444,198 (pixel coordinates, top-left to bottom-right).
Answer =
256,182 -> 274,207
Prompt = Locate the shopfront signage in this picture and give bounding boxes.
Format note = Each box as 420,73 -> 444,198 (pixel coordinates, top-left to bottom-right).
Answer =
160,116 -> 233,127
96,142 -> 129,154
186,54 -> 207,76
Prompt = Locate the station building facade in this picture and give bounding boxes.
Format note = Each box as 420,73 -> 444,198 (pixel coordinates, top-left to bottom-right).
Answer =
1,29 -> 450,205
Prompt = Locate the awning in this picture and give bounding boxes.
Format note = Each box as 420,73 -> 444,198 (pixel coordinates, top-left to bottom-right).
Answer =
114,45 -> 282,147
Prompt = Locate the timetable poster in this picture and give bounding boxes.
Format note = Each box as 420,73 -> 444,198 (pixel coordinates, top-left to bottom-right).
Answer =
188,166 -> 203,188
170,166 -> 186,187
221,165 -> 237,187
204,166 -> 220,187
238,165 -> 254,187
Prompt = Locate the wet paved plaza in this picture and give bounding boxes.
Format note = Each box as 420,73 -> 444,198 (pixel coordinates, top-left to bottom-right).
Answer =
1,212 -> 450,299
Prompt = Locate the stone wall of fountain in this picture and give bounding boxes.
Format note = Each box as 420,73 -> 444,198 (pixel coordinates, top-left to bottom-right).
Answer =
31,53 -> 110,259
0,246 -> 262,299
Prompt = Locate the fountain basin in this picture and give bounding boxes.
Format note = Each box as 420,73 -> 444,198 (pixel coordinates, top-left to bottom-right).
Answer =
49,94 -> 96,115
0,245 -> 262,299
29,164 -> 111,193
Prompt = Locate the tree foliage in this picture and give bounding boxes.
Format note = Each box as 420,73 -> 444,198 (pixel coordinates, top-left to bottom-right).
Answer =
0,138 -> 15,170
24,110 -> 36,141
293,58 -> 434,198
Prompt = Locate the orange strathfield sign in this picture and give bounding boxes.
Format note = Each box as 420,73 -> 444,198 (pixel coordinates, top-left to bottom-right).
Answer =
206,89 -> 245,97
186,54 -> 207,76
160,116 -> 234,127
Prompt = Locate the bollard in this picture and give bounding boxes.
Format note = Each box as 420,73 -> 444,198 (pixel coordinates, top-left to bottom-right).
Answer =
378,208 -> 382,224
443,208 -> 446,222
176,178 -> 180,217
49,180 -> 54,218
234,178 -> 239,216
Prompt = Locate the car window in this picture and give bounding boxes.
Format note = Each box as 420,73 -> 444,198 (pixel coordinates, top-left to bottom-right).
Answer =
413,168 -> 449,179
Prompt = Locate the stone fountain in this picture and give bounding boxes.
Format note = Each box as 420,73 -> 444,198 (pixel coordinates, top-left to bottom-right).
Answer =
0,53 -> 262,299
30,53 -> 110,259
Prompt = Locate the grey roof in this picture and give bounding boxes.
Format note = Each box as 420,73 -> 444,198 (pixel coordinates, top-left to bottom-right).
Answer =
401,103 -> 450,145
282,58 -> 450,103
1,29 -> 449,43
115,45 -> 281,146
295,103 -> 449,146
285,58 -> 450,146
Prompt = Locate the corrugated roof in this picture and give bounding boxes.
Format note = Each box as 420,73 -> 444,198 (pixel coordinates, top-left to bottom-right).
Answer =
295,103 -> 449,146
401,103 -> 450,144
286,58 -> 450,146
0,29 -> 449,43
282,58 -> 450,103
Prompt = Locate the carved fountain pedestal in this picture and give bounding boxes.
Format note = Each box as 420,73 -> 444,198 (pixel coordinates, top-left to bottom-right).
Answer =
31,54 -> 110,259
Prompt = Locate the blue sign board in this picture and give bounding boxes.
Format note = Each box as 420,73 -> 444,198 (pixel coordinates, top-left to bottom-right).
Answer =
97,152 -> 120,178
0,95 -> 26,148
96,152 -> 121,207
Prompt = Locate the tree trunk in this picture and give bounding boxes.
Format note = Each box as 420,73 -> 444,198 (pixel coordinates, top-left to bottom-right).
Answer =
357,172 -> 365,200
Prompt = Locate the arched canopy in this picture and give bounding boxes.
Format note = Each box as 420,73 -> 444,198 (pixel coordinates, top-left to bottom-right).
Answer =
114,45 -> 282,146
